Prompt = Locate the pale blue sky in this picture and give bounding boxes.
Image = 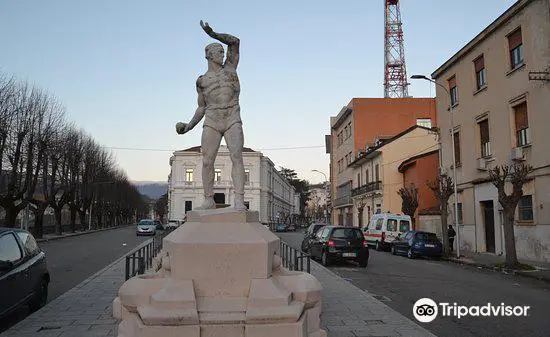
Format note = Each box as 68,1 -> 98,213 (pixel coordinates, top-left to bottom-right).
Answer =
0,0 -> 516,184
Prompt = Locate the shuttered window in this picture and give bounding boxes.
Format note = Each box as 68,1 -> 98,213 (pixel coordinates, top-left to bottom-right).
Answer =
514,102 -> 530,146
508,28 -> 523,69
448,76 -> 458,105
474,55 -> 486,89
453,132 -> 461,166
478,120 -> 491,157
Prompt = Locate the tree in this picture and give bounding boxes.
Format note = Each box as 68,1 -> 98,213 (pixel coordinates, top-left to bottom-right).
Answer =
488,163 -> 533,269
397,183 -> 419,229
427,172 -> 454,256
279,167 -> 310,221
154,193 -> 168,222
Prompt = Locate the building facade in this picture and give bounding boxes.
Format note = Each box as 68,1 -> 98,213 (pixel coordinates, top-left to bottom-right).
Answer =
327,98 -> 437,226
431,0 -> 550,261
349,126 -> 439,229
168,145 -> 297,225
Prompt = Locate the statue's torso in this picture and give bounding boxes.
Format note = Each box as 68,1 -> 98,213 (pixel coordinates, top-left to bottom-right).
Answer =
199,67 -> 242,132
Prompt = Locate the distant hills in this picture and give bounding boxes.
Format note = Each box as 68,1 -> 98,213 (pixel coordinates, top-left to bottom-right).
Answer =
133,181 -> 168,199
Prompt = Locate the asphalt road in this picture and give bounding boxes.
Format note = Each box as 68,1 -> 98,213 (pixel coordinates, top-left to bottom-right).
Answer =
277,231 -> 550,337
0,225 -> 160,333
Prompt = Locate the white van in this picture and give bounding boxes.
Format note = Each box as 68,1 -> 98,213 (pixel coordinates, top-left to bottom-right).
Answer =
362,213 -> 412,251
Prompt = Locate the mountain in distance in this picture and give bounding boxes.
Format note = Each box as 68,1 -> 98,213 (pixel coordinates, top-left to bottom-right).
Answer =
133,181 -> 168,199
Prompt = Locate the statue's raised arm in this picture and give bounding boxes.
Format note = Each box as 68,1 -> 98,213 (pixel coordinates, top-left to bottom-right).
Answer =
200,20 -> 240,69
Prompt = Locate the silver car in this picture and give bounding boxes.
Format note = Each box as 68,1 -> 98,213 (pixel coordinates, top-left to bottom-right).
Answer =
136,220 -> 156,236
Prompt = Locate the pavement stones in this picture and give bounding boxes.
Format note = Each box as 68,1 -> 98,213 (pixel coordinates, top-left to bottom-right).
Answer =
2,253 -> 437,337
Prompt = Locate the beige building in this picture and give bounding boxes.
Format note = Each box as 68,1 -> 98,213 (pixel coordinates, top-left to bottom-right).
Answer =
431,0 -> 550,261
348,126 -> 439,228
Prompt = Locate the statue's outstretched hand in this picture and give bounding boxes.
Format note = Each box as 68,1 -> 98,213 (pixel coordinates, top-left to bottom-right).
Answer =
200,20 -> 214,35
176,122 -> 189,134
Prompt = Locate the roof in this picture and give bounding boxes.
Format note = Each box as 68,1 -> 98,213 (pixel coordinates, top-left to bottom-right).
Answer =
432,0 -> 531,79
349,125 -> 435,167
398,149 -> 439,173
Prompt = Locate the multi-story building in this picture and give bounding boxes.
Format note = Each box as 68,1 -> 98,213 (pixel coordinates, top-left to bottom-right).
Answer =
431,0 -> 550,261
168,145 -> 297,225
327,98 -> 437,226
348,125 -> 439,229
305,183 -> 330,222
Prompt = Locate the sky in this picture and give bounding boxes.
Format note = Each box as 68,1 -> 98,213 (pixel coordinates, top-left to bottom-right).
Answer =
0,0 -> 517,185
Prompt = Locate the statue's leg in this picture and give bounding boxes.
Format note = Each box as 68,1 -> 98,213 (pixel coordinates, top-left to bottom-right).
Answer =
224,122 -> 246,211
198,126 -> 223,210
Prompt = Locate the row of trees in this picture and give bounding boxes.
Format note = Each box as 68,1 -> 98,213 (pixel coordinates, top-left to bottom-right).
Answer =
0,73 -> 149,237
396,162 -> 532,269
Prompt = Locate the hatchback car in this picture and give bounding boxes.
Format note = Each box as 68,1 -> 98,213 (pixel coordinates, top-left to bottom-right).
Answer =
391,230 -> 443,259
309,226 -> 369,267
300,223 -> 326,252
0,227 -> 50,319
136,219 -> 156,236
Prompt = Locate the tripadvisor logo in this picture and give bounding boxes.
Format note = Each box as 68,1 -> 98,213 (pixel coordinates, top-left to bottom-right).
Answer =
413,298 -> 530,323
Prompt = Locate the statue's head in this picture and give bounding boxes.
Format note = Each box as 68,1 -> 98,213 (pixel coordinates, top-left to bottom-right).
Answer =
205,43 -> 224,65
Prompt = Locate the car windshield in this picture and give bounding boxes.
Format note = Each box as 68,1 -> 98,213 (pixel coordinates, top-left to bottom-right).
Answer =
331,228 -> 364,240
399,220 -> 410,232
138,221 -> 154,226
415,232 -> 439,242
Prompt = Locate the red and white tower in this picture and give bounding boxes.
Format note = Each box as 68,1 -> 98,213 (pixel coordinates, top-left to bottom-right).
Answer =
384,0 -> 409,98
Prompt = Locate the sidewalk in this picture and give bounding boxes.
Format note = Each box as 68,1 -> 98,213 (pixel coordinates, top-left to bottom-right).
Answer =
36,224 -> 134,243
446,252 -> 550,283
2,257 -> 437,337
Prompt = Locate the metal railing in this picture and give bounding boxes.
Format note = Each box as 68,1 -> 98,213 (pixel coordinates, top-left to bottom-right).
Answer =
125,233 -> 165,280
279,241 -> 310,273
351,181 -> 382,197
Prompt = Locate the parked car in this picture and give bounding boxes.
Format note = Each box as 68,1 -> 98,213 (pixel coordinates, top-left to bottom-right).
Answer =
362,213 -> 411,251
136,219 -> 156,236
309,226 -> 369,267
391,230 -> 443,259
166,219 -> 181,230
275,223 -> 287,232
0,227 -> 50,319
300,223 -> 326,252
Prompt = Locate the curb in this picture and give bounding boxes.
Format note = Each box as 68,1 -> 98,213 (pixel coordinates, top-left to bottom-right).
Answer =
444,257 -> 550,284
36,224 -> 134,243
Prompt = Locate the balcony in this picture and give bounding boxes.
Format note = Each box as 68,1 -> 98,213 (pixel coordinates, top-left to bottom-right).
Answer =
351,181 -> 382,197
333,196 -> 352,207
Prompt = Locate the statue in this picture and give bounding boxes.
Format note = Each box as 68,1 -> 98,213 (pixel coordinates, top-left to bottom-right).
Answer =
176,20 -> 246,211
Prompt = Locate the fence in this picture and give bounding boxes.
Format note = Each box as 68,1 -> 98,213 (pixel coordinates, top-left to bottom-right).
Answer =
279,240 -> 311,273
125,232 -> 166,280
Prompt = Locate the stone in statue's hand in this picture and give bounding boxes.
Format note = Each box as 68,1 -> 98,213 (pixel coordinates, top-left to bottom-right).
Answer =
176,122 -> 188,134
200,20 -> 213,35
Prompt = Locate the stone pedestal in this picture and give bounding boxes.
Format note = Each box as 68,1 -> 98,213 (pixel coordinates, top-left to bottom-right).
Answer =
113,209 -> 326,337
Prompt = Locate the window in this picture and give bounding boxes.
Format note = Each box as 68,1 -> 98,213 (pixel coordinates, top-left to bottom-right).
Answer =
416,118 -> 432,128
375,219 -> 383,230
399,220 -> 410,232
453,131 -> 461,166
0,233 -> 23,262
508,28 -> 523,69
185,201 -> 192,213
514,102 -> 530,146
375,164 -> 380,182
455,203 -> 463,224
474,55 -> 486,89
185,169 -> 193,182
244,169 -> 250,183
16,232 -> 40,256
518,195 -> 533,221
332,228 -> 363,240
357,173 -> 361,187
387,219 -> 397,231
365,169 -> 369,183
449,76 -> 458,106
214,169 -> 222,182
244,201 -> 250,210
478,119 -> 491,157
321,228 -> 331,240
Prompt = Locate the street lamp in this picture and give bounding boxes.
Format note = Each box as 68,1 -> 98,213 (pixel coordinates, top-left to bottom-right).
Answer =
311,170 -> 329,223
411,74 -> 460,259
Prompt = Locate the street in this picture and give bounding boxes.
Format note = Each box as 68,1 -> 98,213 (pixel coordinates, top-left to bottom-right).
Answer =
0,225 -> 157,333
277,231 -> 550,337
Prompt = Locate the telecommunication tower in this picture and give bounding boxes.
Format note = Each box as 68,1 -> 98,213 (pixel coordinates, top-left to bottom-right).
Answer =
384,0 -> 409,98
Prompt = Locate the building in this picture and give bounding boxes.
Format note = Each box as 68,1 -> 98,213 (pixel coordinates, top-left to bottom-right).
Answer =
168,145 -> 298,225
431,0 -> 550,261
327,97 -> 437,226
305,183 -> 330,223
348,125 -> 439,229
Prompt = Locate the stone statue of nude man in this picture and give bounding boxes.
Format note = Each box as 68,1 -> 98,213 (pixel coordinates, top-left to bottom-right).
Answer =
176,20 -> 246,211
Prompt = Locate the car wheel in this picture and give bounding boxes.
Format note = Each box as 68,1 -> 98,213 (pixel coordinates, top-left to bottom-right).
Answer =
29,278 -> 48,312
391,245 -> 397,255
407,248 -> 414,259
321,251 -> 330,266
375,241 -> 381,251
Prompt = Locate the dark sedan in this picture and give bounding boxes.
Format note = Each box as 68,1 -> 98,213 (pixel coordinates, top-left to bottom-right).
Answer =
309,226 -> 369,267
391,230 -> 443,259
0,227 -> 50,319
300,223 -> 326,252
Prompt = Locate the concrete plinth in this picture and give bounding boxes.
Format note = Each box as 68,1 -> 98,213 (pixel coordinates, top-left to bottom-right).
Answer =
113,209 -> 326,337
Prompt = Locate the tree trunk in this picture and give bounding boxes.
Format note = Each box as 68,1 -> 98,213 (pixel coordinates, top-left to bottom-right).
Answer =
70,206 -> 77,232
4,206 -> 20,228
503,208 -> 520,268
440,205 -> 450,256
78,209 -> 87,229
54,207 -> 62,235
32,204 -> 47,239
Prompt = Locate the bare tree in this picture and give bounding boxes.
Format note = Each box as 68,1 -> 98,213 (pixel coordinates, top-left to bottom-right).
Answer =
427,172 -> 454,256
397,183 -> 419,229
488,163 -> 533,269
